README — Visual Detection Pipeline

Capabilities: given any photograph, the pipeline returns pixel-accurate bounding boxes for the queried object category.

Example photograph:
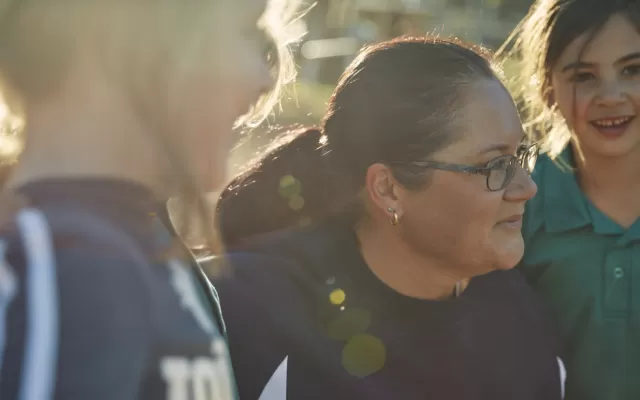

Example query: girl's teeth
[594,117,631,127]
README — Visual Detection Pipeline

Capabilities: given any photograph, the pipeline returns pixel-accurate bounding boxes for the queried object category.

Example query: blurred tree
[497,0,533,18]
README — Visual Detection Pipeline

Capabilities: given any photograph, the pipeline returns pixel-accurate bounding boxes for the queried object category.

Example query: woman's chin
[494,240,525,270]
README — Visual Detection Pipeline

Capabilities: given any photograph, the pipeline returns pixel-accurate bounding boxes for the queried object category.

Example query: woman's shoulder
[472,269,562,352]
[206,223,351,322]
[472,269,549,324]
[214,222,346,281]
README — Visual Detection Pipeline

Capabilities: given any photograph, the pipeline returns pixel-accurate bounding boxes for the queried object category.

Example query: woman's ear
[363,163,404,222]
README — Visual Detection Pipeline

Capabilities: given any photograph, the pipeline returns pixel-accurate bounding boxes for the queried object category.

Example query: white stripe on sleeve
[0,240,18,370]
[16,209,58,400]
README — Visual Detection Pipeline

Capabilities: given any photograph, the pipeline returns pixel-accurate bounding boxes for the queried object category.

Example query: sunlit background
[230,0,535,173]
[0,0,536,180]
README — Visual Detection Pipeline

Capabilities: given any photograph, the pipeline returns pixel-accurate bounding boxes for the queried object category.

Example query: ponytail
[217,37,498,248]
[216,127,348,248]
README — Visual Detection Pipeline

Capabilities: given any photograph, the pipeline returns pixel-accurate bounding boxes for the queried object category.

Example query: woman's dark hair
[499,0,640,157]
[217,36,503,247]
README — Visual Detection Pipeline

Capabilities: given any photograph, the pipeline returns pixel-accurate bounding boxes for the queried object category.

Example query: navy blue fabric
[0,179,236,400]
[210,221,566,400]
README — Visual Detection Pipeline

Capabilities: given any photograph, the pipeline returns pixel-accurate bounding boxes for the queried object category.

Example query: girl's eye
[243,27,278,74]
[261,34,278,72]
[622,64,640,77]
[569,71,595,83]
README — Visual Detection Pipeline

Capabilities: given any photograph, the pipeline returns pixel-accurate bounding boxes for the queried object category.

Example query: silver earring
[387,207,399,226]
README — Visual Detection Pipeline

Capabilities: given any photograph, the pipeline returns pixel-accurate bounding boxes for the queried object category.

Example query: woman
[210,36,566,400]
[502,1,640,399]
[0,0,301,398]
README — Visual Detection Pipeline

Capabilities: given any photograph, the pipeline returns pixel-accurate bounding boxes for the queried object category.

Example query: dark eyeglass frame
[410,143,540,191]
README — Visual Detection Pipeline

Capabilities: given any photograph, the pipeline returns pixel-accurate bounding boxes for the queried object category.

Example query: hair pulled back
[217,36,502,247]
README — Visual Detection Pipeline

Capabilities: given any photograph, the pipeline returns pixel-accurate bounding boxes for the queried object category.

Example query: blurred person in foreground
[0,0,302,398]
[501,0,640,398]
[209,36,566,400]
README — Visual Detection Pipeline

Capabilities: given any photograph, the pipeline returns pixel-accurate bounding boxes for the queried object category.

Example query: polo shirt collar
[542,146,640,243]
[542,147,592,233]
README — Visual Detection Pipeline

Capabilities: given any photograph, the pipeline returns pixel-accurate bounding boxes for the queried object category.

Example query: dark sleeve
[0,215,152,399]
[208,253,307,400]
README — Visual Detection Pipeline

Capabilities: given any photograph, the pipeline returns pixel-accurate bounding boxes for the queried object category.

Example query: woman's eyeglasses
[408,143,540,191]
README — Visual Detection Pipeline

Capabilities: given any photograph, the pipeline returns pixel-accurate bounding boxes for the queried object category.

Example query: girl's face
[551,13,640,160]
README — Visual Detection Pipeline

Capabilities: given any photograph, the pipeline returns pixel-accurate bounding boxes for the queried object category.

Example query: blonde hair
[497,0,570,159]
[243,0,306,127]
[0,0,306,256]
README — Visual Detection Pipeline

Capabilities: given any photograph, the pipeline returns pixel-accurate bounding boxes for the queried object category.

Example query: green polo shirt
[520,147,640,400]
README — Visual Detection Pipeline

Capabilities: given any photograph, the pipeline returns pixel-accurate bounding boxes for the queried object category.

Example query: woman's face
[172,0,275,191]
[398,80,537,278]
[551,13,640,159]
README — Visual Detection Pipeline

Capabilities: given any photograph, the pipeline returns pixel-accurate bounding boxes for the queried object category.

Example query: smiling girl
[503,0,640,399]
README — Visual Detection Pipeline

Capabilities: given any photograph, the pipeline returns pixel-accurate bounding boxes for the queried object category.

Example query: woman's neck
[355,222,464,301]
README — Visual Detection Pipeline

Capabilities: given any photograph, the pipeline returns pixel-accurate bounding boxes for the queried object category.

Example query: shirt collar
[541,147,592,233]
[541,147,640,243]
